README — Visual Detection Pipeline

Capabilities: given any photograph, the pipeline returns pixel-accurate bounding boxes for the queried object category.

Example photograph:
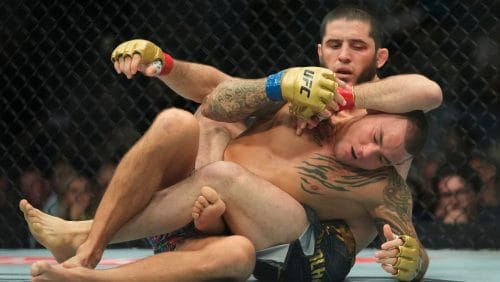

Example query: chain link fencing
[1,0,500,249]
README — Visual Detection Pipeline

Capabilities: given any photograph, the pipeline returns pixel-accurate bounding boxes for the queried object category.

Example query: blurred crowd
[410,126,500,225]
[0,160,116,248]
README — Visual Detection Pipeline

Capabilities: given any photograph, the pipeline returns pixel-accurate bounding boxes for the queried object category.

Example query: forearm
[158,60,232,103]
[200,78,284,122]
[354,74,442,113]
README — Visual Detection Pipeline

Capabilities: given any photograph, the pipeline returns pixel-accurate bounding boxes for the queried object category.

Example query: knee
[202,236,256,279]
[197,161,248,186]
[201,161,246,178]
[224,235,256,270]
[152,108,198,136]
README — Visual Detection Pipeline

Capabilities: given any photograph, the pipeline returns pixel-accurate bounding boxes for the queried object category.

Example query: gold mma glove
[393,235,421,281]
[111,39,164,64]
[265,67,337,119]
[288,104,318,120]
[110,39,174,75]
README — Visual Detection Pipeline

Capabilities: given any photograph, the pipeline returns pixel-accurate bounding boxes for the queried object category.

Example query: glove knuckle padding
[111,39,163,64]
[319,78,336,92]
[319,90,333,104]
[394,235,420,281]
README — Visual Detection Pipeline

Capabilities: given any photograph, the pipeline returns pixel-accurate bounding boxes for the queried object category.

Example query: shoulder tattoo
[296,154,388,194]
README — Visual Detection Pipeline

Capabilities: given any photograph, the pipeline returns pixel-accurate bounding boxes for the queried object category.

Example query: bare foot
[31,261,89,282]
[192,186,226,234]
[19,199,90,262]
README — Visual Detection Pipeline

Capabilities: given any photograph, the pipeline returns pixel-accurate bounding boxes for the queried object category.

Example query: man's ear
[317,43,323,58]
[376,48,389,69]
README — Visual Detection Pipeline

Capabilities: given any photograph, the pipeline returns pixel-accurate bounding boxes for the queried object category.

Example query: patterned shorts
[253,206,356,282]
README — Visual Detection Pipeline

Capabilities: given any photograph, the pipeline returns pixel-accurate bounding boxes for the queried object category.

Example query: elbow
[199,103,213,119]
[199,103,221,121]
[199,101,241,123]
[428,80,443,110]
[418,75,443,111]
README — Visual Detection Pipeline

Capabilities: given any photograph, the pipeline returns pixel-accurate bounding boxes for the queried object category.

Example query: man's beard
[319,56,378,84]
[356,57,378,84]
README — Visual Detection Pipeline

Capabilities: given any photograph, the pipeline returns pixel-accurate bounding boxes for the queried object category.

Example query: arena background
[1,0,499,249]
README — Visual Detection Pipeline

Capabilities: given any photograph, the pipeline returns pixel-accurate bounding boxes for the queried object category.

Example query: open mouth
[336,70,352,75]
[335,67,353,76]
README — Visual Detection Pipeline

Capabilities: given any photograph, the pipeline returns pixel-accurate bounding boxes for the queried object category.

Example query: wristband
[265,71,285,101]
[159,52,174,76]
[337,86,355,111]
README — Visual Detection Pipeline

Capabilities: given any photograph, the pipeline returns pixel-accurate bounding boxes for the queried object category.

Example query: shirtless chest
[223,116,385,222]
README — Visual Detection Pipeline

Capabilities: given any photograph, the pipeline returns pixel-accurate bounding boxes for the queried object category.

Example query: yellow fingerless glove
[111,39,164,64]
[265,67,337,119]
[394,235,421,281]
[111,39,174,75]
[288,104,318,120]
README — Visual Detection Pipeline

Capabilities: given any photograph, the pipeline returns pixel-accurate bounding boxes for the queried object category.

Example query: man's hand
[375,224,421,281]
[288,77,356,135]
[62,240,104,269]
[111,39,173,79]
[282,67,340,119]
[266,67,346,119]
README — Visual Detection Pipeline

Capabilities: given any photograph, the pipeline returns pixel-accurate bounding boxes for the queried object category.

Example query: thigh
[199,162,310,250]
[119,161,309,250]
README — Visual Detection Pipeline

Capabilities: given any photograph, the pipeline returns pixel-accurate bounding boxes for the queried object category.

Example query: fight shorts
[147,222,231,253]
[253,205,356,282]
[147,222,205,253]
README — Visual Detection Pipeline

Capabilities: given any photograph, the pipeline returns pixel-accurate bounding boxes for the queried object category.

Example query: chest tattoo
[296,154,388,194]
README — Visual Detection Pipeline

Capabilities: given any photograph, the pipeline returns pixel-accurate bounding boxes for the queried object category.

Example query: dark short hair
[319,5,384,49]
[432,163,482,194]
[401,110,429,158]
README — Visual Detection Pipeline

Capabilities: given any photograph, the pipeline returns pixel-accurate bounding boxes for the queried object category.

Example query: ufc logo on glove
[300,69,315,98]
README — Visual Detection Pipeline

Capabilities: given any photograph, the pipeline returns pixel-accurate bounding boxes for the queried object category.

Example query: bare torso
[223,107,386,251]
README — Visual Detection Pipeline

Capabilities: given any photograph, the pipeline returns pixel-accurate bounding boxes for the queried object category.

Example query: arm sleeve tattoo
[201,78,284,122]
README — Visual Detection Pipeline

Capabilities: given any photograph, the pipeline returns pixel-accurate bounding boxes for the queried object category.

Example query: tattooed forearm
[297,154,389,194]
[201,78,283,122]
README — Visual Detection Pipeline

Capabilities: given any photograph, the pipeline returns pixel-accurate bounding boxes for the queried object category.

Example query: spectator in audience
[410,153,445,221]
[18,168,54,247]
[439,126,471,166]
[44,160,77,217]
[468,151,500,222]
[468,151,500,207]
[61,175,96,220]
[19,168,52,211]
[433,164,479,224]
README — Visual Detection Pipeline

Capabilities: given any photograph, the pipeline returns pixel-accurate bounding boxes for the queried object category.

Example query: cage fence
[1,0,500,249]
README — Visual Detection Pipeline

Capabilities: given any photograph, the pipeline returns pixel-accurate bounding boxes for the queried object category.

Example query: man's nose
[338,44,351,63]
